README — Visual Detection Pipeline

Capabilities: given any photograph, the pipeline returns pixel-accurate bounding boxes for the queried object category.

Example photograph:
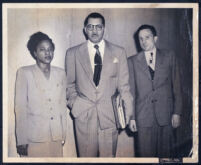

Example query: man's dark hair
[27,31,55,60]
[84,12,105,27]
[136,24,157,37]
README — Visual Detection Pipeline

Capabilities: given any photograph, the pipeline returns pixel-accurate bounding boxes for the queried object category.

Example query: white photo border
[2,3,199,163]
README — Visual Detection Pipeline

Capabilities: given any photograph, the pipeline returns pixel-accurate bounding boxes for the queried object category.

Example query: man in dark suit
[128,24,182,157]
[65,12,135,157]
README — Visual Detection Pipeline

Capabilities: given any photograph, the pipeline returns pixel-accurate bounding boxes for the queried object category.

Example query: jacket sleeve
[117,49,134,120]
[127,57,136,120]
[14,68,28,146]
[65,48,78,110]
[170,51,183,115]
[60,72,67,141]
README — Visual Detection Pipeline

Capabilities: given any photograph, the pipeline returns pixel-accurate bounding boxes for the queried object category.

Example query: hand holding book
[111,91,128,129]
[129,119,137,132]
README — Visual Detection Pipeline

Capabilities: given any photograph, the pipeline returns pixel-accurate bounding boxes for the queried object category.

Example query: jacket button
[51,117,53,120]
[152,99,157,103]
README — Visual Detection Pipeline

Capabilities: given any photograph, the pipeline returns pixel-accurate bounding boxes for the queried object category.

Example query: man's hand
[17,144,28,156]
[126,115,132,126]
[172,114,181,128]
[129,119,137,132]
[62,140,65,146]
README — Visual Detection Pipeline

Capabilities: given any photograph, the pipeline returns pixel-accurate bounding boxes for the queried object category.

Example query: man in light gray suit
[128,25,182,157]
[65,12,135,157]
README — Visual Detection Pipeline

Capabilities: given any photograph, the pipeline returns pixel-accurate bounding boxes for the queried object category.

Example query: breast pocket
[157,66,171,81]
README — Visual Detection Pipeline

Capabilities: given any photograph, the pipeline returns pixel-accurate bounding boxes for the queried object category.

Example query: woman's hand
[17,144,28,156]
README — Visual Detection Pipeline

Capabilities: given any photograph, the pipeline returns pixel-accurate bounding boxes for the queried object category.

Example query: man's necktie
[149,52,153,64]
[93,45,102,86]
[148,52,155,80]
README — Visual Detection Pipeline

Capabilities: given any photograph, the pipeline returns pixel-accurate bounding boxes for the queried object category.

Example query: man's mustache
[92,34,98,37]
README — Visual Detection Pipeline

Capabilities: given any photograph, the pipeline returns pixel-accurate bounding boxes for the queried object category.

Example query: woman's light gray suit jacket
[15,64,67,145]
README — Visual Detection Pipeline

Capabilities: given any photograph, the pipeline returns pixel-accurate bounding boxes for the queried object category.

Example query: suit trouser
[75,108,118,157]
[136,118,173,158]
[27,141,63,157]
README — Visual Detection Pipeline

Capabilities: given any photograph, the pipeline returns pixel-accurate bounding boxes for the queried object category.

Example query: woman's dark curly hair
[27,32,55,59]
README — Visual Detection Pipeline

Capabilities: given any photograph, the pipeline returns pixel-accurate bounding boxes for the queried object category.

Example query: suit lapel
[77,40,115,90]
[153,49,164,83]
[97,40,114,92]
[77,42,96,88]
[136,51,152,81]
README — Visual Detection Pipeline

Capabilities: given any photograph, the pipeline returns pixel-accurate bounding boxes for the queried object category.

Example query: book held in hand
[111,91,126,129]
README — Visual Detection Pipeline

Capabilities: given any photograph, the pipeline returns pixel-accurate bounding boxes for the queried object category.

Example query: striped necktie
[148,52,154,80]
[93,45,102,86]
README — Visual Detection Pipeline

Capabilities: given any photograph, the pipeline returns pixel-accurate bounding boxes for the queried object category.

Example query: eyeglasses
[86,24,104,31]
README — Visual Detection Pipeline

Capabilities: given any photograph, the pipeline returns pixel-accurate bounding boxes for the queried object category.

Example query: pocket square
[113,57,119,63]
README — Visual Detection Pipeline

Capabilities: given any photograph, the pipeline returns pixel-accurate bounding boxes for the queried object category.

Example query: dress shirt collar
[87,40,105,88]
[144,47,156,57]
[87,39,105,70]
[87,39,105,54]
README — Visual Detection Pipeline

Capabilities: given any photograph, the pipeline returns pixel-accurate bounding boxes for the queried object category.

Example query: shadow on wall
[133,31,142,53]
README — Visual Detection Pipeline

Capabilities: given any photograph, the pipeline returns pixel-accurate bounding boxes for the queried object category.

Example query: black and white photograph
[2,3,198,163]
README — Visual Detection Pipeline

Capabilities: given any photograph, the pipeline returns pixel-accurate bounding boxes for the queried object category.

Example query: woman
[14,32,67,157]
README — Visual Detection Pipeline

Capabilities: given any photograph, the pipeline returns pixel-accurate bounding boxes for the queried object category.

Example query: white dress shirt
[87,39,105,73]
[145,47,156,70]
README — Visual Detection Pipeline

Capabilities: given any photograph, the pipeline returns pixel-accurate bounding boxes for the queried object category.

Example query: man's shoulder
[105,40,125,51]
[158,48,174,55]
[128,55,135,61]
[66,42,87,53]
[128,51,142,61]
[158,49,176,60]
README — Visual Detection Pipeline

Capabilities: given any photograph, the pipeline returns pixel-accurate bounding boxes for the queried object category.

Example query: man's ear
[154,36,158,42]
[83,28,88,40]
[102,26,106,37]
